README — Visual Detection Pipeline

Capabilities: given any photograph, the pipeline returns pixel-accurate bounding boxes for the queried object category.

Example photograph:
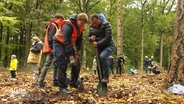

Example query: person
[116,55,125,75]
[150,61,160,74]
[129,68,137,74]
[144,56,149,73]
[53,13,88,93]
[108,55,114,74]
[38,14,65,88]
[148,56,154,72]
[9,54,18,81]
[98,13,106,23]
[27,36,43,84]
[88,13,114,83]
[93,56,97,75]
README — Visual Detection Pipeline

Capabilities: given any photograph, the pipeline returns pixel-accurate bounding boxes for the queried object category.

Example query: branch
[166,0,176,15]
[88,0,101,12]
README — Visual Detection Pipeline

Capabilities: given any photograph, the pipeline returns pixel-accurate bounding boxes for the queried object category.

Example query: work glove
[69,56,76,66]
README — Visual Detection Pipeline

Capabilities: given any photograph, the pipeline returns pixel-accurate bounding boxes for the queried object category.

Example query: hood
[69,14,78,24]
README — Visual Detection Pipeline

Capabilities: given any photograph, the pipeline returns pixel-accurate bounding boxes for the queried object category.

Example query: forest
[0,0,176,70]
[0,0,184,103]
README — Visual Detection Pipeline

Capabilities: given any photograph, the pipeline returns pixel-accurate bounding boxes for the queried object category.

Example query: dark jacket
[30,41,43,53]
[47,22,58,49]
[117,56,125,66]
[144,58,149,67]
[88,21,114,49]
[53,14,83,56]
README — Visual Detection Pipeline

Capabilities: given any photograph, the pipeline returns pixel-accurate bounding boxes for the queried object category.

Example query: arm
[48,25,57,49]
[97,22,112,46]
[75,33,83,51]
[62,23,73,56]
[30,42,43,53]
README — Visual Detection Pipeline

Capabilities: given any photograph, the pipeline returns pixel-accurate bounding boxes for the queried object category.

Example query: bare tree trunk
[160,32,163,68]
[3,27,10,67]
[167,0,184,85]
[82,41,87,69]
[140,0,147,71]
[117,0,123,56]
[0,22,2,61]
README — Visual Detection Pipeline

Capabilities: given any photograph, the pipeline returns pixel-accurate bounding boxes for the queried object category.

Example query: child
[9,54,18,81]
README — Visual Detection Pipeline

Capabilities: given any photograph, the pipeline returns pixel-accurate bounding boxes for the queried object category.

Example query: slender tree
[167,0,184,85]
[117,0,123,56]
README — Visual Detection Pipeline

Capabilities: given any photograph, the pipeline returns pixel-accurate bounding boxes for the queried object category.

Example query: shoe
[11,78,17,81]
[59,88,72,94]
[101,78,109,83]
[70,83,79,89]
[38,82,46,88]
[53,82,59,86]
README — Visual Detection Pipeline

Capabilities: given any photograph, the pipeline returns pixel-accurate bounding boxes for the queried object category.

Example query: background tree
[117,0,123,56]
[167,0,184,85]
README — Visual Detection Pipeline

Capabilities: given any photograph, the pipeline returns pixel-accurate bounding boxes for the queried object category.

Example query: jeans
[10,71,16,78]
[39,52,58,84]
[98,45,114,79]
[145,66,148,73]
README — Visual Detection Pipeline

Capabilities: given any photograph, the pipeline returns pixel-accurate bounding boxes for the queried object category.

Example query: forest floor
[0,69,183,104]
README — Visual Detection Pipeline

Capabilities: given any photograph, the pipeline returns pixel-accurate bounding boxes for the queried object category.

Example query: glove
[69,56,76,66]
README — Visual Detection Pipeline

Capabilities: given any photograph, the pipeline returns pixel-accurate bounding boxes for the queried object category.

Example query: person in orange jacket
[38,14,65,88]
[53,13,88,93]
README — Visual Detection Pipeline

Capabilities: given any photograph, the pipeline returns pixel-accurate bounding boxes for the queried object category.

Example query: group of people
[8,12,160,95]
[93,55,126,76]
[24,13,115,94]
[144,56,161,74]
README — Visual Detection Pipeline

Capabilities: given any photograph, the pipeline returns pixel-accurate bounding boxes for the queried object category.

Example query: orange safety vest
[42,23,58,53]
[54,20,84,46]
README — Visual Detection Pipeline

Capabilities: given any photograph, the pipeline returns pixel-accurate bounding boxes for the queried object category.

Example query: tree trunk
[0,22,2,61]
[117,0,123,56]
[3,27,10,67]
[82,41,87,69]
[160,32,163,68]
[167,0,184,85]
[140,0,146,71]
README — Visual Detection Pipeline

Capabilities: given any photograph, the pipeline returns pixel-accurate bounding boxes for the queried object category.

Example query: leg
[39,53,54,84]
[110,66,114,74]
[53,64,58,86]
[10,71,13,78]
[12,71,16,78]
[32,63,39,82]
[54,45,71,93]
[99,46,114,81]
[70,65,80,88]
[120,64,122,75]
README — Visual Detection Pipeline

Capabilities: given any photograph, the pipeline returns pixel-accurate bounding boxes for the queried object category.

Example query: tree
[167,0,184,85]
[140,0,147,71]
[117,0,123,56]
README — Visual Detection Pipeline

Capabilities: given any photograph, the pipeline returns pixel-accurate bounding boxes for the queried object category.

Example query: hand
[75,51,80,59]
[92,42,97,48]
[69,56,75,66]
[90,35,96,42]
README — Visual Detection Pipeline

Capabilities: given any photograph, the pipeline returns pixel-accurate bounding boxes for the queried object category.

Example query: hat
[11,54,16,59]
[98,13,106,23]
[32,36,40,41]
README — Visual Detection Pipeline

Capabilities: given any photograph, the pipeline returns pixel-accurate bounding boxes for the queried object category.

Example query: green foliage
[0,0,176,70]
